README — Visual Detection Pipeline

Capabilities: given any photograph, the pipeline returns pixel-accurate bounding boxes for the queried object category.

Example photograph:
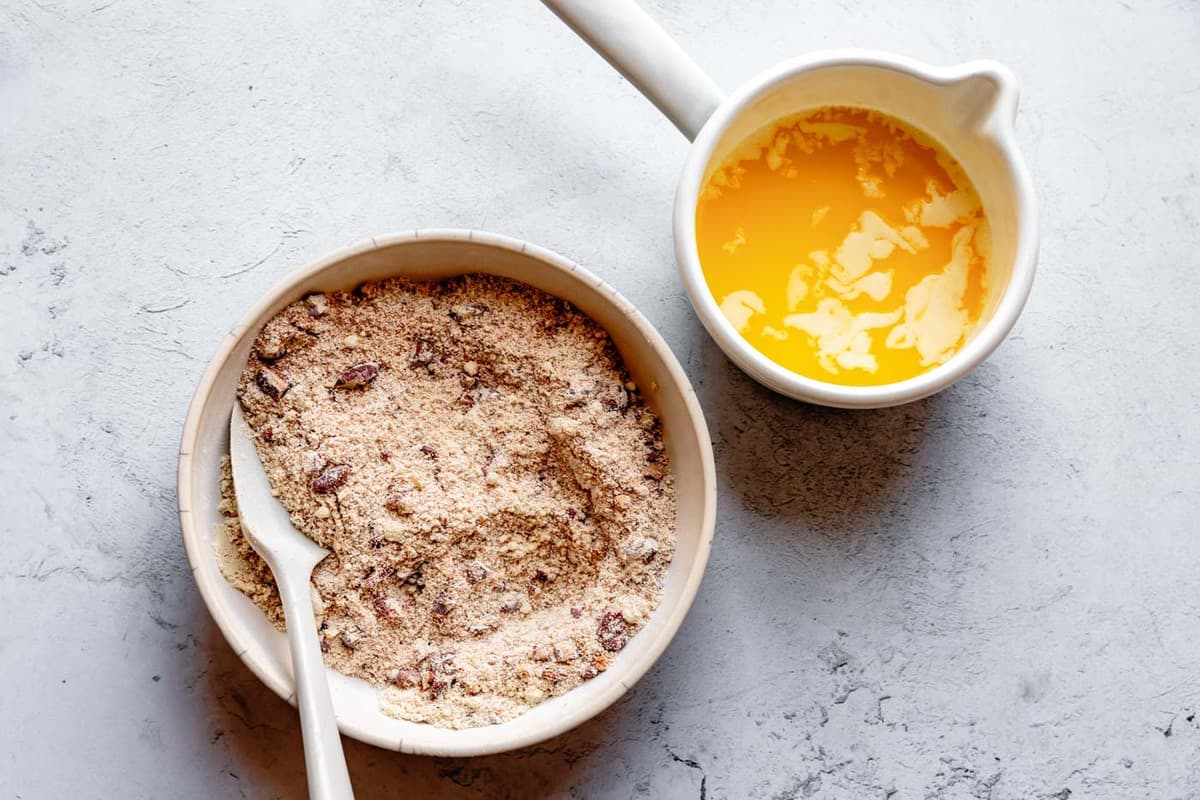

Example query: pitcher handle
[541,0,725,141]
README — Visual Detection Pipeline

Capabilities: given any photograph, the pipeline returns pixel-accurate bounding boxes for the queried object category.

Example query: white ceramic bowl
[177,229,716,756]
[674,52,1039,409]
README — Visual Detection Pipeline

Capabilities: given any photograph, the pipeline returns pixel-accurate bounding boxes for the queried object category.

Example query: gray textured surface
[2,1,1199,798]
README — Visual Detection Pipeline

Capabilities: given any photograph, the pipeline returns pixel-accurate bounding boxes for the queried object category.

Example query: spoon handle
[541,0,724,140]
[275,563,356,800]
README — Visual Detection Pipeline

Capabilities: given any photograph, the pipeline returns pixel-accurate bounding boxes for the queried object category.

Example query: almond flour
[220,274,676,728]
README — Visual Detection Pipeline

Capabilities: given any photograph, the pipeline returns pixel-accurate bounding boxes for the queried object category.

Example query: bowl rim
[673,48,1040,409]
[177,228,717,755]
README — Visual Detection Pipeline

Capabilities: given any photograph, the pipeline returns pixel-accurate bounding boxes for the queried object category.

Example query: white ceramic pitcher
[544,0,1038,409]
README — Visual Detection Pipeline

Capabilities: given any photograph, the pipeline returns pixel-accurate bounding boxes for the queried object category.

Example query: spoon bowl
[229,407,355,799]
[229,407,330,571]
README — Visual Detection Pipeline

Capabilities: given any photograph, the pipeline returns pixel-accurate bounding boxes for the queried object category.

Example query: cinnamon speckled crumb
[221,274,676,728]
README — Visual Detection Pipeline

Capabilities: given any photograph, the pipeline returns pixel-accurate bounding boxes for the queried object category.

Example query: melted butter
[696,106,989,386]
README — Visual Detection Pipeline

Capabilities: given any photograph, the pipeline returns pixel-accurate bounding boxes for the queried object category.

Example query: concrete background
[2,0,1199,797]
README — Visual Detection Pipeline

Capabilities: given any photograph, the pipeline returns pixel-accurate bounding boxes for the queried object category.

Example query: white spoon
[229,406,356,800]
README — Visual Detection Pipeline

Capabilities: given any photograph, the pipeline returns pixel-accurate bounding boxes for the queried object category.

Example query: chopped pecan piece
[597,611,629,652]
[600,384,630,411]
[431,592,453,617]
[420,652,456,699]
[334,361,379,389]
[426,676,449,700]
[463,561,489,584]
[391,668,420,689]
[384,492,411,514]
[409,338,434,367]
[448,303,488,322]
[304,293,330,317]
[255,367,290,400]
[311,464,350,493]
[373,595,401,618]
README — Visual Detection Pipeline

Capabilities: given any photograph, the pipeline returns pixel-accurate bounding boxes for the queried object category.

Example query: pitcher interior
[701,63,1022,326]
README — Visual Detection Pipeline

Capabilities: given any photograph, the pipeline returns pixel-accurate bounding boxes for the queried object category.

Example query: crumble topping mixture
[219,274,676,728]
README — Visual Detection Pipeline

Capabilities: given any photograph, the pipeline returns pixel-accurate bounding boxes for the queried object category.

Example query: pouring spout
[944,60,1021,133]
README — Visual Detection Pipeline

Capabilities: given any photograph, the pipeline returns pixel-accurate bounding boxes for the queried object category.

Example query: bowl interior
[179,230,715,756]
[675,56,1036,407]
